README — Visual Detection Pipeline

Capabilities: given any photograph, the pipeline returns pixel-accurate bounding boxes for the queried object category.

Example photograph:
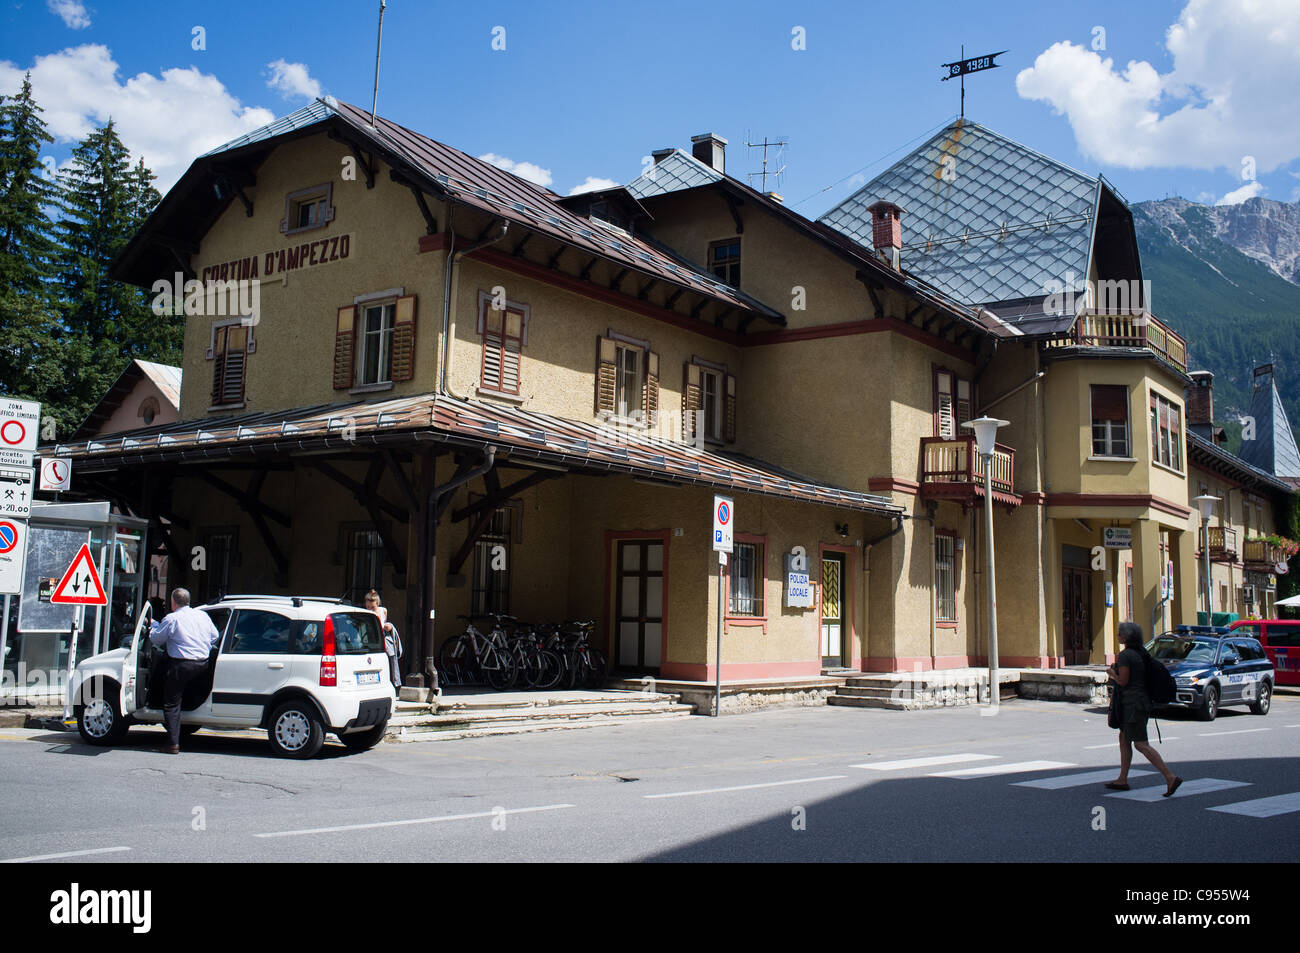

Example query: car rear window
[328,612,384,655]
[1149,637,1217,663]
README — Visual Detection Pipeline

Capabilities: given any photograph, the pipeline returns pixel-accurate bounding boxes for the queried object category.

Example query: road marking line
[254,803,575,838]
[930,760,1075,779]
[851,753,998,771]
[643,775,848,799]
[1208,792,1300,818]
[1015,768,1155,790]
[1197,728,1270,736]
[1,846,131,863]
[1285,724,1300,728]
[1085,738,1179,749]
[1105,778,1251,802]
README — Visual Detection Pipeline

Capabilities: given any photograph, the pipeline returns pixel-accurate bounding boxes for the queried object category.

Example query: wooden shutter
[644,351,660,425]
[483,307,522,395]
[596,337,617,413]
[212,324,247,406]
[956,379,972,430]
[334,305,357,389]
[682,362,702,439]
[211,326,226,406]
[935,371,954,439]
[724,373,737,443]
[390,294,417,382]
[1090,385,1128,422]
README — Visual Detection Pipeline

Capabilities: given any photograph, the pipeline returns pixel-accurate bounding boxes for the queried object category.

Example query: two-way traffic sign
[50,543,106,606]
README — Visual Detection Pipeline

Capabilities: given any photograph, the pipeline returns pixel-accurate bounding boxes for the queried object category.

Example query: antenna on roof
[370,0,387,126]
[941,46,1007,120]
[745,131,788,194]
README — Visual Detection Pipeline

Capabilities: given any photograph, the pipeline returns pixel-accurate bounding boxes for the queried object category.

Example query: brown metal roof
[50,393,900,516]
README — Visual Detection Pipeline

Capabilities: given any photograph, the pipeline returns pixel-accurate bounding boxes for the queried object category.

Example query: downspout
[439,209,509,398]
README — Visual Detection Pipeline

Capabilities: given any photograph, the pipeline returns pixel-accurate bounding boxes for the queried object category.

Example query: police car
[1147,626,1274,721]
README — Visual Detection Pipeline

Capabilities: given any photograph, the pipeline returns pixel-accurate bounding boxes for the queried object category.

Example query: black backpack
[1143,650,1177,704]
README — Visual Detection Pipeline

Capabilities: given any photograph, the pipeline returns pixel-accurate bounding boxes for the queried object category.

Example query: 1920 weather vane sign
[941,48,1007,119]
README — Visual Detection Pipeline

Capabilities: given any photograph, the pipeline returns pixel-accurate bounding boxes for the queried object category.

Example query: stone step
[834,686,907,699]
[388,708,694,742]
[433,691,682,712]
[827,694,912,710]
[391,700,695,730]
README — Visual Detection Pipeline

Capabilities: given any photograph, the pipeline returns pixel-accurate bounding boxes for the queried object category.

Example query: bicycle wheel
[437,635,473,685]
[484,647,519,691]
[583,648,607,690]
[517,643,545,689]
[535,648,564,691]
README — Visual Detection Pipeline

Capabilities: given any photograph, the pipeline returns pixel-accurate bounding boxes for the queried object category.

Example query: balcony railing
[1045,309,1187,371]
[1207,525,1238,562]
[1243,538,1285,568]
[920,436,1016,501]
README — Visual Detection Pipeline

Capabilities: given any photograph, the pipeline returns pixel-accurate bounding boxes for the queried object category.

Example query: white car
[69,595,394,758]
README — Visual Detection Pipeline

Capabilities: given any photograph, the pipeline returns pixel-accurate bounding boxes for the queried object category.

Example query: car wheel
[1198,684,1219,722]
[267,700,325,759]
[75,681,128,746]
[339,720,388,751]
[1250,681,1272,716]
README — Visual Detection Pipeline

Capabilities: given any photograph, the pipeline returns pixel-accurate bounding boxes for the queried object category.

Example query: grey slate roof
[1237,367,1300,479]
[625,149,723,199]
[201,98,334,156]
[817,120,1101,308]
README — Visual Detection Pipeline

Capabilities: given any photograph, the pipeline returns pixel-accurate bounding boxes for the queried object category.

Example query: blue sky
[4,0,1299,214]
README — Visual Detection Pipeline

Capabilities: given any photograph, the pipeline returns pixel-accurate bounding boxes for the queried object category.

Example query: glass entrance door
[615,540,664,673]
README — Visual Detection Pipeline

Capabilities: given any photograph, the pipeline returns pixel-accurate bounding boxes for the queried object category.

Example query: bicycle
[437,615,518,691]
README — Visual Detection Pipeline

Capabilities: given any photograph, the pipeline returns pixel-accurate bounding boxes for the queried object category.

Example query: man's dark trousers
[163,657,208,747]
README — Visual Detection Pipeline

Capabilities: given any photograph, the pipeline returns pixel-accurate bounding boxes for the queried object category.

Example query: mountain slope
[1132,197,1300,451]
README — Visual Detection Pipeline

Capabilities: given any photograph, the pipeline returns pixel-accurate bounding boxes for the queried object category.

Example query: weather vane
[941,46,1007,120]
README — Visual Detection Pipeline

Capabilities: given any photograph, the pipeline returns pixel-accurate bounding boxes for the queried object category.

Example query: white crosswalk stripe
[1105,778,1251,802]
[1014,768,1155,790]
[1207,792,1300,818]
[930,760,1075,779]
[851,753,999,771]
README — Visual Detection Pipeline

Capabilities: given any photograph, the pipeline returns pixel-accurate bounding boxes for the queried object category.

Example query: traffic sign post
[712,496,733,717]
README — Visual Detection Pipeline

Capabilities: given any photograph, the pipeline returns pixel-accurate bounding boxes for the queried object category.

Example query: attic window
[282,183,335,235]
[139,397,160,427]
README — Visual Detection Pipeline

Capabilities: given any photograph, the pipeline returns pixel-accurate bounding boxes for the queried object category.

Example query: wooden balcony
[1046,309,1187,371]
[1207,525,1237,562]
[1243,538,1285,569]
[919,436,1020,508]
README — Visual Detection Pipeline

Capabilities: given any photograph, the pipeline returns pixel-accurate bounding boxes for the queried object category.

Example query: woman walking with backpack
[1105,622,1182,796]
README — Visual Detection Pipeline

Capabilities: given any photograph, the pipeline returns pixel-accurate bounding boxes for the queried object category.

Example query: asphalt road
[1,693,1298,863]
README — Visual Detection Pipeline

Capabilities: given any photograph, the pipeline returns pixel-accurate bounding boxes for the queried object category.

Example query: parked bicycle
[437,615,518,691]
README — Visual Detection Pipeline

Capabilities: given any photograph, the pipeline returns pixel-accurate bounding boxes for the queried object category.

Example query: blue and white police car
[1147,626,1274,722]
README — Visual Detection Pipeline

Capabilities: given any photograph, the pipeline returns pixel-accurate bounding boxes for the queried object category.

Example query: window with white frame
[935,369,972,439]
[728,541,763,616]
[700,367,723,441]
[357,301,395,386]
[1150,392,1182,470]
[615,344,642,419]
[282,183,334,235]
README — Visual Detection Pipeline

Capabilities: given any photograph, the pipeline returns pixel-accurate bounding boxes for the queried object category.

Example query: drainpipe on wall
[439,209,509,398]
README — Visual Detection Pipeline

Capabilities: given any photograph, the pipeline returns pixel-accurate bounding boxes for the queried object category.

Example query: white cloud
[478,153,553,188]
[266,59,321,101]
[0,45,276,193]
[1215,180,1265,205]
[567,176,619,195]
[47,0,90,29]
[846,173,866,188]
[1016,0,1300,174]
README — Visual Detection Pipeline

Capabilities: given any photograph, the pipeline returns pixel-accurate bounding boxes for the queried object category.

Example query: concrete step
[392,700,695,729]
[827,694,912,710]
[388,708,694,742]
[434,691,682,712]
[834,686,907,700]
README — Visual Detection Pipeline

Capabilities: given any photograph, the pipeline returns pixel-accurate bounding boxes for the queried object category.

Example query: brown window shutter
[596,337,617,413]
[1090,384,1128,422]
[682,362,702,439]
[390,295,417,382]
[211,327,226,406]
[223,325,247,404]
[334,305,357,389]
[724,373,737,443]
[644,351,660,425]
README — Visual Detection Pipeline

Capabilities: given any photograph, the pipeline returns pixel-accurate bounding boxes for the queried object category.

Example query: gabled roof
[1187,430,1295,495]
[624,149,988,335]
[73,359,182,439]
[113,99,782,328]
[1237,365,1300,479]
[48,394,901,517]
[818,120,1105,308]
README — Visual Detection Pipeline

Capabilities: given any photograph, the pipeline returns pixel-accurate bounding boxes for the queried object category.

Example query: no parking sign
[0,518,27,595]
[712,495,733,554]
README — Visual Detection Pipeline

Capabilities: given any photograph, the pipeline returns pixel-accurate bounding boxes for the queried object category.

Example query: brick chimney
[1186,370,1216,441]
[690,133,726,173]
[866,201,904,270]
[651,148,674,166]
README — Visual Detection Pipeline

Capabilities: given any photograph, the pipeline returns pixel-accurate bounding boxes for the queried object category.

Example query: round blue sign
[717,502,730,524]
[0,521,16,554]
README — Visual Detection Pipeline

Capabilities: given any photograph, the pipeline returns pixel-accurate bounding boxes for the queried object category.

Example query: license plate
[356,671,380,685]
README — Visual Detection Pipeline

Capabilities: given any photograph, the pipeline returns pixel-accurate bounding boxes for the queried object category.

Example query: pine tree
[52,119,170,427]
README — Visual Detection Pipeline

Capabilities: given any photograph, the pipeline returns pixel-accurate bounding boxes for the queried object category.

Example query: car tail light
[320,615,337,687]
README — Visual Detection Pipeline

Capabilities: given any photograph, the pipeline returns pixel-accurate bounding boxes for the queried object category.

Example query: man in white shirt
[149,588,220,754]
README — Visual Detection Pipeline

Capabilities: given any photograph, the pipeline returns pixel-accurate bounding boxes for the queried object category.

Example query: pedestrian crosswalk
[851,751,1296,818]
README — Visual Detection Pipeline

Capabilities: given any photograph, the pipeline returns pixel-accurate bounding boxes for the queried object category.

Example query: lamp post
[963,416,1008,709]
[1194,495,1220,623]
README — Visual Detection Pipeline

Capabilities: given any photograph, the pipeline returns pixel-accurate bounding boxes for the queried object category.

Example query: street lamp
[1194,494,1220,623]
[962,416,1008,709]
